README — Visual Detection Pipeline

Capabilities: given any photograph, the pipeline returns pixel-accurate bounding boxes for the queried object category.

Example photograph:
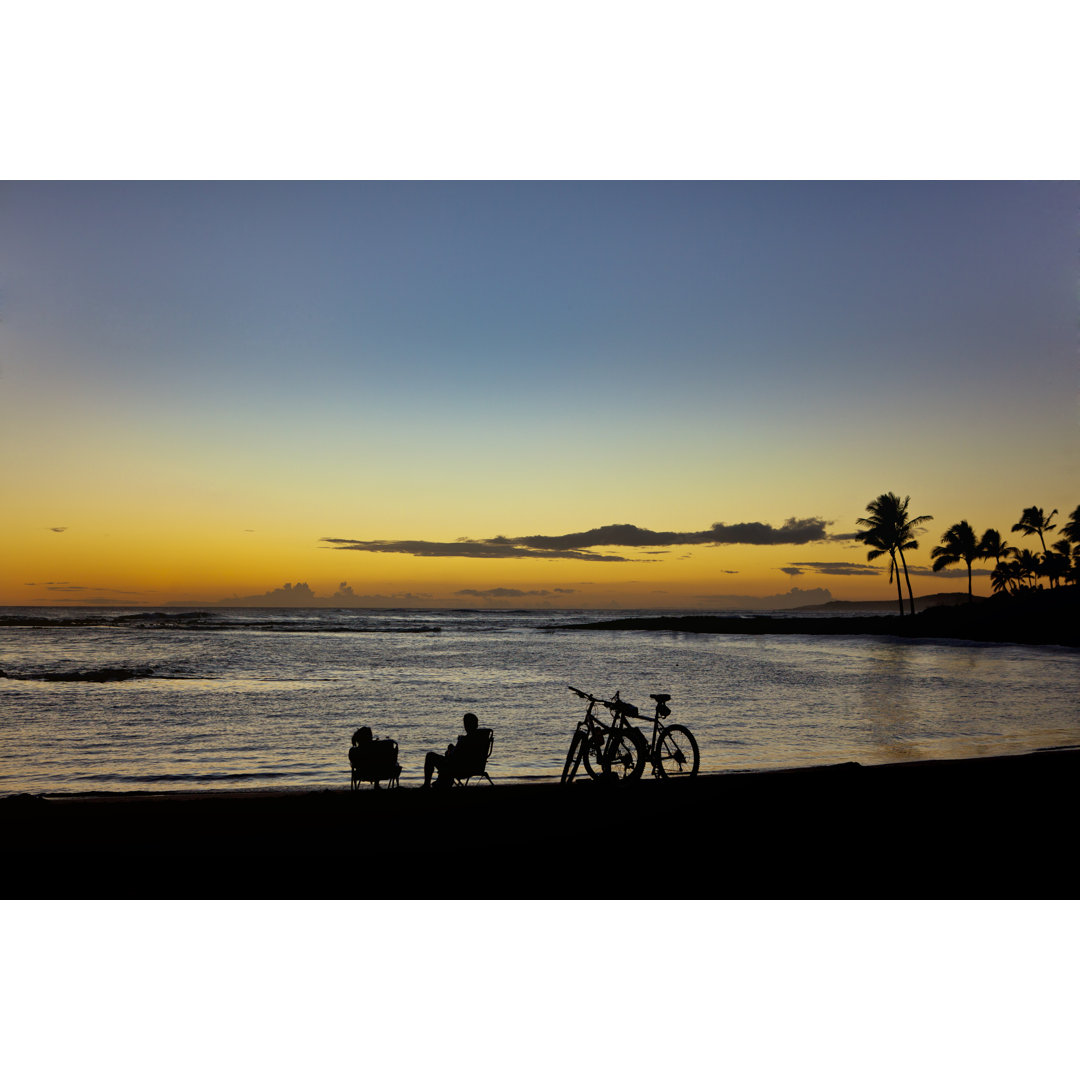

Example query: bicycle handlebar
[567,685,639,719]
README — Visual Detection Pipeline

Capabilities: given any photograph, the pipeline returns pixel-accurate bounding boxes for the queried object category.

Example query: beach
[5,599,1078,898]
[5,747,1076,897]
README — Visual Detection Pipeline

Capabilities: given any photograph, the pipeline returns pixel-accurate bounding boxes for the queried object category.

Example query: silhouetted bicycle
[641,693,700,779]
[561,686,648,783]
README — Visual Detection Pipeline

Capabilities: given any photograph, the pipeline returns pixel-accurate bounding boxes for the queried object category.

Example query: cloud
[906,565,991,578]
[693,586,834,610]
[26,582,143,594]
[784,561,882,577]
[321,516,831,562]
[321,537,629,561]
[220,581,434,606]
[456,587,576,598]
[241,581,318,603]
[785,560,992,580]
[514,518,830,549]
[48,526,68,533]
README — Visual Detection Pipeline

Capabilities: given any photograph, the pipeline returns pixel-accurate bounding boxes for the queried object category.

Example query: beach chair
[350,738,402,791]
[453,728,494,786]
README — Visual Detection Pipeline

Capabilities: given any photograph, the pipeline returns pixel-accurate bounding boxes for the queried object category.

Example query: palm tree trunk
[897,548,917,615]
[891,554,904,616]
[966,559,972,599]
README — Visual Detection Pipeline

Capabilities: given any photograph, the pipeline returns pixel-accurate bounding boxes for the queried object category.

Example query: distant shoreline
[556,586,1080,648]
[2,589,1076,648]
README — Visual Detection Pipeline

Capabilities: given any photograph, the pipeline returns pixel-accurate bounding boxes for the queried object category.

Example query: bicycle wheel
[654,724,700,779]
[580,726,607,781]
[584,725,647,781]
[561,728,586,784]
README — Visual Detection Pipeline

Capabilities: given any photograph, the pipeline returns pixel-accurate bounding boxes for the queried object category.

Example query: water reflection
[3,616,1079,792]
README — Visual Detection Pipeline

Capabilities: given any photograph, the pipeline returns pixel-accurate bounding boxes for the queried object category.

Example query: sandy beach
[4,747,1076,897]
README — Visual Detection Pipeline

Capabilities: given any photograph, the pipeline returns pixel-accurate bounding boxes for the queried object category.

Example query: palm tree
[1062,541,1080,586]
[978,527,1018,568]
[1012,506,1058,554]
[1051,538,1080,585]
[856,492,933,615]
[856,522,905,615]
[931,520,979,598]
[1042,541,1072,590]
[990,561,1021,595]
[1013,548,1041,590]
[1061,505,1080,546]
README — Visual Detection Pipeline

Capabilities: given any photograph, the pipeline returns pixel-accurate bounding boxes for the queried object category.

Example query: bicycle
[640,693,700,779]
[561,686,648,783]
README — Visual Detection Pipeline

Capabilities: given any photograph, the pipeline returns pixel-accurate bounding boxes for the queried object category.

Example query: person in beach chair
[349,726,402,790]
[421,712,493,788]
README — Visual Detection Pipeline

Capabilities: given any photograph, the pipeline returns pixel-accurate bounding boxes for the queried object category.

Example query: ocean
[2,606,1078,795]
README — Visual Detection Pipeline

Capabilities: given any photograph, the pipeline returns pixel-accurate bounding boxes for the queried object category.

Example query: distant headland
[793,591,978,613]
[556,586,1079,648]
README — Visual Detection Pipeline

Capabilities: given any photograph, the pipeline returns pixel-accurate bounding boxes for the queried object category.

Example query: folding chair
[453,728,494,786]
[350,738,402,790]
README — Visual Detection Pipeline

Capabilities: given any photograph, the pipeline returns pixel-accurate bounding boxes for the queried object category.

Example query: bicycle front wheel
[655,724,700,779]
[561,728,586,784]
[584,726,647,782]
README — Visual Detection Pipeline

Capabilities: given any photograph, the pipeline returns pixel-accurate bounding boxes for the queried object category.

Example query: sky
[2,180,1077,608]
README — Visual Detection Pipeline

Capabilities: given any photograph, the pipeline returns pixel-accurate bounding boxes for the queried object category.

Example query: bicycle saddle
[650,693,671,703]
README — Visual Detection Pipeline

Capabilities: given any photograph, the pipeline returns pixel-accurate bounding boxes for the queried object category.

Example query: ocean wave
[121,770,299,783]
[0,666,157,683]
[112,611,212,625]
[0,611,444,633]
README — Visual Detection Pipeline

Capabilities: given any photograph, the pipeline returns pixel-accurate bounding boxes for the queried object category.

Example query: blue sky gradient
[3,181,1076,606]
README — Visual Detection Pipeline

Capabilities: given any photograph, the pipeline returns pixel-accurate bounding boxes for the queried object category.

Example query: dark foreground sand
[3,748,1077,897]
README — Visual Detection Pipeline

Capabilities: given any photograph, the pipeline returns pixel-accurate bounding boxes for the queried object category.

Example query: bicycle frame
[641,695,673,770]
[563,686,698,782]
[562,687,644,783]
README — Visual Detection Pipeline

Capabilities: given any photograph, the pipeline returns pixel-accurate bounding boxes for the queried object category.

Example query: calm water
[2,607,1078,794]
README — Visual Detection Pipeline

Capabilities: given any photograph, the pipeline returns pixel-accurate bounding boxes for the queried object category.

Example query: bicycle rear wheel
[654,724,699,779]
[583,726,647,782]
[561,728,586,784]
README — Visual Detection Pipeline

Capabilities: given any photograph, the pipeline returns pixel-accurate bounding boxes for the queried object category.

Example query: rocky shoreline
[557,586,1079,648]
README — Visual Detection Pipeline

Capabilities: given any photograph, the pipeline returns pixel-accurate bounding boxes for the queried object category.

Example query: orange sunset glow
[3,181,1076,610]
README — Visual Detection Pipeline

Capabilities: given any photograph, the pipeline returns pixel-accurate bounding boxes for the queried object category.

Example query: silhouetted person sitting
[349,726,401,790]
[422,712,488,788]
[349,726,374,766]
